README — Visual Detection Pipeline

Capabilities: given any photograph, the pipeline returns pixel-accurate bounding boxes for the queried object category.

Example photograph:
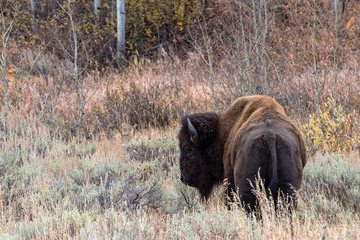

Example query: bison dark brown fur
[178,95,307,211]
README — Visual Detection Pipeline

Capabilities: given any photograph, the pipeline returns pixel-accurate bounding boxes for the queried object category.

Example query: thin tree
[110,0,115,22]
[58,0,86,136]
[332,0,340,106]
[117,0,125,59]
[311,0,321,115]
[31,0,39,30]
[57,0,103,137]
[94,0,102,23]
[0,7,15,123]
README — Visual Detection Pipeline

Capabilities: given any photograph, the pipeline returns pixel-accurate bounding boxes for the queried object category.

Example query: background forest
[0,0,360,239]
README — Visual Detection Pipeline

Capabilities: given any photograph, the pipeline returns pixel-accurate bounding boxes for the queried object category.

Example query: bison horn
[187,118,198,143]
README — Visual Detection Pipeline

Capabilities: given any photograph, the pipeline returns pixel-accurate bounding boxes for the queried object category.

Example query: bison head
[177,112,223,200]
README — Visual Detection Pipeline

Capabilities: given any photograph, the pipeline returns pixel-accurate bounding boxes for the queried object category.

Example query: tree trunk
[110,0,115,23]
[31,0,38,30]
[94,0,102,23]
[117,0,125,58]
[0,10,15,128]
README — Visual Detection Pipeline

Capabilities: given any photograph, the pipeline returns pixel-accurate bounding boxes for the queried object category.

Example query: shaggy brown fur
[178,95,307,211]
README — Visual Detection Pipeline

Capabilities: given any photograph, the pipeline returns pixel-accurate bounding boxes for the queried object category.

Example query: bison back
[231,119,304,207]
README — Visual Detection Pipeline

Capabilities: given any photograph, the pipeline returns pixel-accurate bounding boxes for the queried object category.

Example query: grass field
[1,120,359,239]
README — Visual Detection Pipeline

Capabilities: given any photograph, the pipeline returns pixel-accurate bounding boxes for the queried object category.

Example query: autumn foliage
[303,97,360,156]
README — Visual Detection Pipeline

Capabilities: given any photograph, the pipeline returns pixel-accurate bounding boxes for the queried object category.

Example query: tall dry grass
[0,118,359,239]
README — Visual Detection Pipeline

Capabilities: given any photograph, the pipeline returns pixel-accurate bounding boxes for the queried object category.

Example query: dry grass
[0,117,359,239]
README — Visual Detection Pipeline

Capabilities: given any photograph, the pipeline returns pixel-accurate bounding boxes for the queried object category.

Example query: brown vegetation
[1,1,360,139]
[0,0,360,238]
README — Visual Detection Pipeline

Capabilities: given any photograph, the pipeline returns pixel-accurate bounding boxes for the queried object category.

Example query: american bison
[178,95,307,211]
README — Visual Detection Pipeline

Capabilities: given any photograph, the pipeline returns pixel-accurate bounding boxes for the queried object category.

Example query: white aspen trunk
[117,0,125,58]
[31,0,36,20]
[94,0,102,23]
[31,0,38,30]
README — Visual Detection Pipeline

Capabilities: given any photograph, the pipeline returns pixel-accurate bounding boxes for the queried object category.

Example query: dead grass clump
[90,58,194,138]
[126,137,177,167]
[0,149,37,221]
[101,83,177,131]
[301,154,360,222]
[62,161,164,213]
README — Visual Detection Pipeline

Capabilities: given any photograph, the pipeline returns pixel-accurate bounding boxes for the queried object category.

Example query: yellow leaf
[8,68,16,73]
[346,17,355,30]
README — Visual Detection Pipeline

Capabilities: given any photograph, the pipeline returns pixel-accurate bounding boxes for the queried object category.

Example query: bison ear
[187,118,198,144]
